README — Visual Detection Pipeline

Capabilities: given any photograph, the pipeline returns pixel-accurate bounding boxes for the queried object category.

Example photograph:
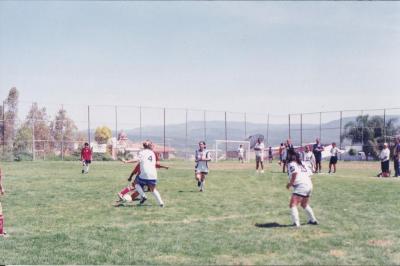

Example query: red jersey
[81,147,92,161]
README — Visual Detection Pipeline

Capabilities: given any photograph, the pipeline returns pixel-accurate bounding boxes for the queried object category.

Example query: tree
[94,126,112,144]
[342,115,399,160]
[2,87,19,156]
[17,103,51,156]
[50,108,78,156]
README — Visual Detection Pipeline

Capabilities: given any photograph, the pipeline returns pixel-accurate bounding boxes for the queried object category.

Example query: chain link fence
[1,101,399,161]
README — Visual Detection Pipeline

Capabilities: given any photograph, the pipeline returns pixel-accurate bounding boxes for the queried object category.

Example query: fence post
[319,112,322,141]
[266,113,270,146]
[300,113,303,146]
[383,108,386,143]
[185,109,188,160]
[203,110,207,142]
[61,104,64,161]
[139,106,142,141]
[224,111,228,156]
[87,105,91,144]
[115,105,118,140]
[288,114,291,139]
[2,100,5,155]
[163,108,166,158]
[244,112,247,139]
[32,117,35,161]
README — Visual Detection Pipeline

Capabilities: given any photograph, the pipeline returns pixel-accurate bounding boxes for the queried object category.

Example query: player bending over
[286,152,319,228]
[115,149,168,206]
[81,142,92,174]
[195,141,211,192]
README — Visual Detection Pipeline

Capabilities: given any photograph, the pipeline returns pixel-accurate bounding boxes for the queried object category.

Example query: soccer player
[286,152,318,228]
[80,142,92,174]
[238,144,245,163]
[328,142,340,174]
[124,140,165,207]
[377,143,390,178]
[281,143,288,173]
[393,138,400,177]
[195,141,211,192]
[254,138,265,174]
[313,138,324,173]
[0,165,6,237]
[302,145,316,173]
[268,147,273,163]
[115,149,168,206]
[278,143,285,166]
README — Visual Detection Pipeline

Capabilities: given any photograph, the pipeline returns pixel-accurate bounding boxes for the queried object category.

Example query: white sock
[135,184,146,198]
[290,207,300,226]
[304,205,317,222]
[152,189,164,205]
[200,180,205,190]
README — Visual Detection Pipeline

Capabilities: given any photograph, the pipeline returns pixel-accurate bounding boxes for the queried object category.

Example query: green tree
[2,87,19,158]
[342,115,399,159]
[50,108,78,156]
[94,126,112,144]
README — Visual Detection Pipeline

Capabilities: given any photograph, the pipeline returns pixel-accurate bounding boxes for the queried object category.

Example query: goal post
[214,140,251,163]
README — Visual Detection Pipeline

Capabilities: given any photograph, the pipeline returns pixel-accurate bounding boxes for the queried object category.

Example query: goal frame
[214,140,251,163]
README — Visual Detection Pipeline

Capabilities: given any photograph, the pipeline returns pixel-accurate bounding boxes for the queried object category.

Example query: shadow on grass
[178,190,198,193]
[255,222,293,228]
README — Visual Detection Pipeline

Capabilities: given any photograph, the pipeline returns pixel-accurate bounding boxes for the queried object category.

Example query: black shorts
[330,156,338,164]
[381,160,389,172]
[84,160,91,165]
[315,157,322,164]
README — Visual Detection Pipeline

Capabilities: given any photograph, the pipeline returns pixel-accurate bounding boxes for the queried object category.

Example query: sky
[0,1,399,121]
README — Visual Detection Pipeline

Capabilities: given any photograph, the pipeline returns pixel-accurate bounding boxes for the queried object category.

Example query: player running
[80,142,92,174]
[254,138,265,174]
[195,141,211,192]
[286,152,319,228]
[0,165,6,237]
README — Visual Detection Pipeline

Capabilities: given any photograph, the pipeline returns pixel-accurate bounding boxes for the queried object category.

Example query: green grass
[0,160,400,265]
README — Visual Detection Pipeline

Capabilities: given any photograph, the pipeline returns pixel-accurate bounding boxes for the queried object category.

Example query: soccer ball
[122,194,132,202]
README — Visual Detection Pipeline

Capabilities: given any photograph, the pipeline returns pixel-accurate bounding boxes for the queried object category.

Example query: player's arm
[121,158,139,164]
[286,172,297,189]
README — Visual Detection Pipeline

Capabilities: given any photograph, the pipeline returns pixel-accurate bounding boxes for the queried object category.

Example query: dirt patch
[154,255,191,264]
[368,239,393,247]
[330,249,346,257]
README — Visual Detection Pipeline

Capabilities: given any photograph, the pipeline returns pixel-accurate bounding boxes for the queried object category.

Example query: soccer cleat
[292,223,300,228]
[139,196,147,205]
[197,181,201,187]
[81,170,84,174]
[261,170,265,174]
[160,204,164,208]
[307,220,319,225]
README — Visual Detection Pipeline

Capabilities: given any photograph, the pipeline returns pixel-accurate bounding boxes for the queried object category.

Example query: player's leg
[289,195,301,227]
[333,162,337,173]
[195,172,202,188]
[260,160,264,173]
[148,185,164,207]
[328,161,332,174]
[135,178,147,204]
[300,197,318,225]
[199,174,206,192]
[256,157,260,171]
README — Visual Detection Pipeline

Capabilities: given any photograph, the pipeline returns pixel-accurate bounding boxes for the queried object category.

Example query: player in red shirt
[80,142,93,174]
[114,146,168,206]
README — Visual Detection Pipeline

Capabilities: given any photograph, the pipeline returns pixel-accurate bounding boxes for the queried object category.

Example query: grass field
[0,160,400,265]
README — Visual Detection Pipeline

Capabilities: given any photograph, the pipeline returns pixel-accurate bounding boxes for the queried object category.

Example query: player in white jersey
[328,142,341,174]
[286,152,318,227]
[195,141,211,192]
[254,138,265,174]
[127,140,164,207]
[302,145,316,173]
[238,144,245,163]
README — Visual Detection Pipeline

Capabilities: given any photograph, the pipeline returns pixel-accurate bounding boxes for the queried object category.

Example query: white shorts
[195,163,209,174]
[293,184,313,197]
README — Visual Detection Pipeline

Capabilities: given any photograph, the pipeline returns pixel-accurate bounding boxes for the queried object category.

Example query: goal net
[214,140,251,162]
